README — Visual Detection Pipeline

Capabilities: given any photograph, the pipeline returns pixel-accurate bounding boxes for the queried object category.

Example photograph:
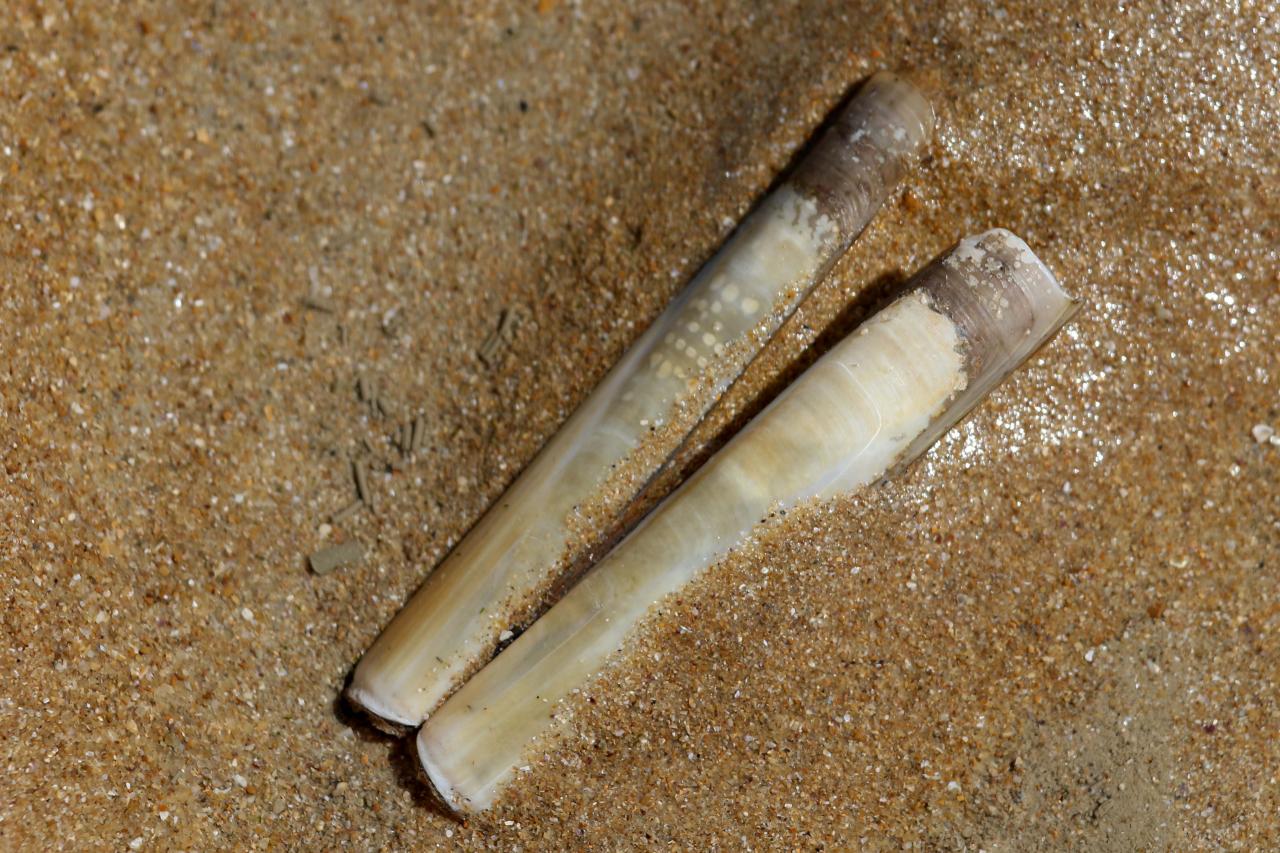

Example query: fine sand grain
[1,1,1276,849]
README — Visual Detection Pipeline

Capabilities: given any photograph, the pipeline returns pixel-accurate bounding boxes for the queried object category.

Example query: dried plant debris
[411,416,426,454]
[331,499,363,524]
[315,407,425,570]
[357,374,375,406]
[353,459,373,511]
[477,305,528,366]
[355,373,396,419]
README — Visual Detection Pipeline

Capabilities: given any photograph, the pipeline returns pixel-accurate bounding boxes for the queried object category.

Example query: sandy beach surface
[2,1,1277,849]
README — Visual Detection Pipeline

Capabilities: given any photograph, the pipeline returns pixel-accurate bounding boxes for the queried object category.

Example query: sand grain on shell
[0,0,1277,850]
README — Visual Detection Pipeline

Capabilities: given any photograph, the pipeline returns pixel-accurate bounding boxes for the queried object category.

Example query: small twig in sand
[331,499,363,524]
[353,460,373,511]
[477,307,525,366]
[411,416,426,454]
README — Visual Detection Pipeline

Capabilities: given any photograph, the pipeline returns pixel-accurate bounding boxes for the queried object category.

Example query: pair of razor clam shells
[349,73,1078,813]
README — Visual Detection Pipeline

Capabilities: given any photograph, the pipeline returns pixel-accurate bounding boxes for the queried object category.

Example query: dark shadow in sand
[331,683,461,823]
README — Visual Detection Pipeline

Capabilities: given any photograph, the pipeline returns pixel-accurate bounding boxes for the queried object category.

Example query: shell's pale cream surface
[417,230,1076,812]
[348,73,934,727]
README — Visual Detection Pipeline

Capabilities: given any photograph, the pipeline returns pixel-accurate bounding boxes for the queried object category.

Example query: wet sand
[1,1,1276,849]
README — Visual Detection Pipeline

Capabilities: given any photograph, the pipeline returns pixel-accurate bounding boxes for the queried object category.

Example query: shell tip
[417,727,476,816]
[345,680,420,735]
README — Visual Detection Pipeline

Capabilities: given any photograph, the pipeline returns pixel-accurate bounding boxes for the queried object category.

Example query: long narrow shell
[347,73,935,728]
[416,229,1080,813]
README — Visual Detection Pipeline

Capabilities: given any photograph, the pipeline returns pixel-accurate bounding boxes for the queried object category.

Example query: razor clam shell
[347,72,935,728]
[416,229,1078,813]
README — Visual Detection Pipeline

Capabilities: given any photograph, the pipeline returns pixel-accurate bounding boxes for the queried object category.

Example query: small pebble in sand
[1251,423,1274,444]
[301,294,336,313]
[309,541,366,576]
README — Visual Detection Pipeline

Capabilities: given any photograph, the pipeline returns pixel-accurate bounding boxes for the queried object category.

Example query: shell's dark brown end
[881,228,1079,478]
[852,71,937,151]
[919,228,1078,383]
[791,71,934,240]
